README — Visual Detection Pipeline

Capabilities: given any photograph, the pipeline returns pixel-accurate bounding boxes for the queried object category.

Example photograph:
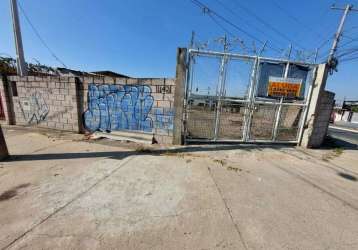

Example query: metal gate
[184,49,318,144]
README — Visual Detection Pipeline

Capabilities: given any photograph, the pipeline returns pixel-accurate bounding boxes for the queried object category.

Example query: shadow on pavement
[321,136,358,150]
[337,172,357,182]
[2,143,293,162]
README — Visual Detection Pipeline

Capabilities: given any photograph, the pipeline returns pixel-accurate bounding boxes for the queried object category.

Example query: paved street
[1,126,358,250]
[328,127,358,146]
[333,121,358,130]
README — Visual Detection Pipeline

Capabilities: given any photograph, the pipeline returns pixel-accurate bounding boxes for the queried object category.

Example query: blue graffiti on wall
[154,108,174,130]
[84,84,156,133]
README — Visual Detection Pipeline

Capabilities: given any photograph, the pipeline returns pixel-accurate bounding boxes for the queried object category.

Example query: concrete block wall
[6,75,80,132]
[0,75,176,144]
[307,90,335,147]
[0,76,14,125]
[79,77,176,144]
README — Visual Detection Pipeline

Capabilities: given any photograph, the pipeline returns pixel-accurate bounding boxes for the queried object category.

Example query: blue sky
[1,0,357,101]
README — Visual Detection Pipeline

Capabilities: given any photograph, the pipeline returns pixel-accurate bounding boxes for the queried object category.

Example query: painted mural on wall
[19,92,49,124]
[83,84,174,133]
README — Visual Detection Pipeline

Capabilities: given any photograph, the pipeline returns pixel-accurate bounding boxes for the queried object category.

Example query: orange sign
[267,77,302,97]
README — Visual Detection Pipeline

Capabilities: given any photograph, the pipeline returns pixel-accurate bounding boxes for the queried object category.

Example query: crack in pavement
[1,156,135,250]
[207,167,248,250]
[268,158,358,213]
[279,149,358,176]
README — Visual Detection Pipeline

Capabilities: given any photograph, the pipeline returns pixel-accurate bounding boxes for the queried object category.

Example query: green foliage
[0,57,17,75]
[0,56,58,76]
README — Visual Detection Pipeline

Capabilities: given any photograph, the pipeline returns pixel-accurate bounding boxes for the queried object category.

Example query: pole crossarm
[331,4,358,11]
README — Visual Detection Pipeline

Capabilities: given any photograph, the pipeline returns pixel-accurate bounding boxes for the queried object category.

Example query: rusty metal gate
[184,49,318,144]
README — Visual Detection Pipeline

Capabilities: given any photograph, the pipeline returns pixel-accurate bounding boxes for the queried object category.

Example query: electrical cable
[191,0,282,53]
[232,0,307,51]
[213,0,287,49]
[269,0,326,41]
[18,1,67,68]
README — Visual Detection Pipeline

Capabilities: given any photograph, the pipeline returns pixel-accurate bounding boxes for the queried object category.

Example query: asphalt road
[328,127,358,146]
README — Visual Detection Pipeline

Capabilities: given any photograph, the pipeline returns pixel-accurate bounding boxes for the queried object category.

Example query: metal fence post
[213,55,228,140]
[243,57,259,142]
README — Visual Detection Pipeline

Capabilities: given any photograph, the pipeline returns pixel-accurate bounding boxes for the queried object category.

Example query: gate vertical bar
[272,97,283,141]
[213,55,228,140]
[272,53,290,141]
[243,57,259,142]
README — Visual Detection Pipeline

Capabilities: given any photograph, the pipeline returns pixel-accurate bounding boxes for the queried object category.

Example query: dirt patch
[161,151,185,158]
[226,166,242,172]
[0,183,31,202]
[135,145,155,153]
[213,159,227,166]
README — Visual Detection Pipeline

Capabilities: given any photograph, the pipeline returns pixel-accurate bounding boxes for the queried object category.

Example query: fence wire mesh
[249,104,277,140]
[217,102,246,140]
[186,106,216,139]
[276,105,305,141]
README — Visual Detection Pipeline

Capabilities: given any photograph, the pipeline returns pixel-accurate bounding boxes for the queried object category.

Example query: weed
[333,147,343,156]
[322,147,344,162]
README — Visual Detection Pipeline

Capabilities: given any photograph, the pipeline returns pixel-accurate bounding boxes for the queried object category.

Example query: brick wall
[0,75,176,144]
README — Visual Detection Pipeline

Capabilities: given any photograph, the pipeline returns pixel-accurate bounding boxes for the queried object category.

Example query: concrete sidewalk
[1,126,358,250]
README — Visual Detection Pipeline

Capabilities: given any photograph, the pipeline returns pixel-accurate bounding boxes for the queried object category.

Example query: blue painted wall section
[83,83,174,134]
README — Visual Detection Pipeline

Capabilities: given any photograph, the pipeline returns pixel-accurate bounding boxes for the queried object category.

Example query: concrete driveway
[0,126,358,250]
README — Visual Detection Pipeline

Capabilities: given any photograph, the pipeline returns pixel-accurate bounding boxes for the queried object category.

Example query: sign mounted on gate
[267,77,302,98]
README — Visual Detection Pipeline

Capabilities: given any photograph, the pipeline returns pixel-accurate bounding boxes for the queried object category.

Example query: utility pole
[10,0,27,76]
[328,4,358,70]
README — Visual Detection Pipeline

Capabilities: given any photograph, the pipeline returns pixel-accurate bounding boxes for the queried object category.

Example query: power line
[190,0,282,53]
[213,0,287,49]
[336,47,358,58]
[338,35,358,48]
[206,15,250,54]
[318,36,333,50]
[314,35,334,61]
[231,0,307,51]
[17,1,67,68]
[339,54,358,63]
[269,0,325,41]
